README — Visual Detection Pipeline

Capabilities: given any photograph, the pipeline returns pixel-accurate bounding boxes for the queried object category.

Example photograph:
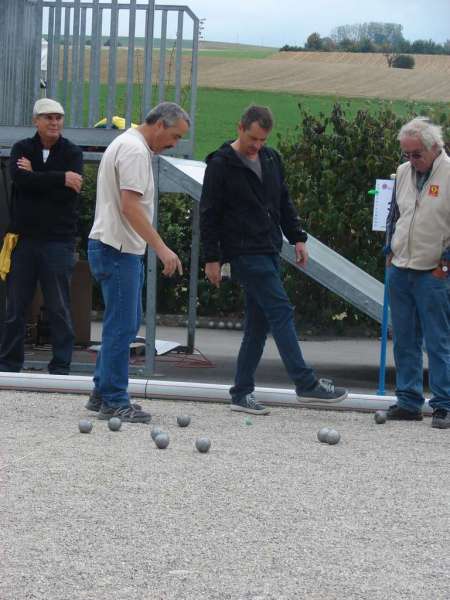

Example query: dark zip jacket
[200,142,307,263]
[8,132,83,241]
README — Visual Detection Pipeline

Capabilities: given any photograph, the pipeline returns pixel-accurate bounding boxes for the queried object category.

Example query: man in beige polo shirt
[87,102,190,423]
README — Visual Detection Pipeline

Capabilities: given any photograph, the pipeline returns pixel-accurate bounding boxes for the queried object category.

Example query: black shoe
[297,378,348,404]
[431,408,450,429]
[86,390,142,412]
[386,404,423,421]
[230,393,270,415]
[98,404,152,424]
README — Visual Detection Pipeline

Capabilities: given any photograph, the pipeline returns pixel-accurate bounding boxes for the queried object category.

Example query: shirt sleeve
[200,159,225,263]
[115,144,150,196]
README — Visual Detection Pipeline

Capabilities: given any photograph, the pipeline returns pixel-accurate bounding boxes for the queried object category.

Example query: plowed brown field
[196,51,450,101]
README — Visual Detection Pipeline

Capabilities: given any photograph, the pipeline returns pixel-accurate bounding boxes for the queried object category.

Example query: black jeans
[0,238,76,374]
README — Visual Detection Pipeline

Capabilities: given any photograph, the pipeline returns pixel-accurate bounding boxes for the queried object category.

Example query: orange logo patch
[428,185,439,197]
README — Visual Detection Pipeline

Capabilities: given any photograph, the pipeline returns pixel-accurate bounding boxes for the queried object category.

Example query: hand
[17,157,32,172]
[386,253,393,267]
[65,171,83,193]
[156,245,183,277]
[295,242,308,268]
[205,262,221,288]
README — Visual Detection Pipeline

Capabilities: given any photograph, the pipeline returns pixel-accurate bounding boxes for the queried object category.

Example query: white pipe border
[0,372,433,415]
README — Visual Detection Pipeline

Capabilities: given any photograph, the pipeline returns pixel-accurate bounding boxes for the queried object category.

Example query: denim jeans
[229,254,317,400]
[0,238,76,374]
[387,265,450,411]
[88,239,144,408]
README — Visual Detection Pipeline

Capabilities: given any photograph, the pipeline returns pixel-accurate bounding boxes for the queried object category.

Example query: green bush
[392,54,415,69]
[156,194,243,316]
[277,103,405,328]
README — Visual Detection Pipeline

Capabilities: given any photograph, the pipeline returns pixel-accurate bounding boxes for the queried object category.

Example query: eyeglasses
[402,151,424,160]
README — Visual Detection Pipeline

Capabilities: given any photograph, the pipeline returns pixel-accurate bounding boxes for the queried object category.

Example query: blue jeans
[229,254,317,399]
[387,265,450,411]
[0,238,76,374]
[88,239,144,408]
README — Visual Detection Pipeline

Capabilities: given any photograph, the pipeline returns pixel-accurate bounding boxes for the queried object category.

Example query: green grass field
[193,89,443,160]
[68,83,444,160]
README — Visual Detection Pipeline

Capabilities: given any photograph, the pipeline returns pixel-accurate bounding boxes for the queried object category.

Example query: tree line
[281,22,450,56]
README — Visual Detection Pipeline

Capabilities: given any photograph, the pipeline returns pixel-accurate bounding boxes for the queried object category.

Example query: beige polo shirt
[89,128,154,254]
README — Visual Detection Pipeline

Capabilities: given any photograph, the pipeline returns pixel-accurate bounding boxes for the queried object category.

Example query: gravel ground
[1,390,449,600]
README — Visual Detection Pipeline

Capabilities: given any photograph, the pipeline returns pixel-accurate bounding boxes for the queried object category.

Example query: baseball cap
[33,98,65,116]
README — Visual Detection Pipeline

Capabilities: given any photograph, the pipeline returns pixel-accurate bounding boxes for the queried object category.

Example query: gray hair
[398,117,444,150]
[240,105,274,131]
[144,101,190,128]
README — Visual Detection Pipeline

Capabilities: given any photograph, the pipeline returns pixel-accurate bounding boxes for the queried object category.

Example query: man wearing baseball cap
[0,98,83,374]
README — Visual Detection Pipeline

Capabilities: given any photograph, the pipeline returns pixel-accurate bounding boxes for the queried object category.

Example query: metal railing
[0,0,199,157]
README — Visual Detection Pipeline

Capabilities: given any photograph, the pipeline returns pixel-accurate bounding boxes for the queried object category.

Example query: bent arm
[9,141,83,193]
[121,189,182,276]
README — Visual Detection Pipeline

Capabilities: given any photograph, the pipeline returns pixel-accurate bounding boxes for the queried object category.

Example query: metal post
[142,0,155,119]
[70,0,82,126]
[145,157,160,376]
[49,0,62,101]
[75,7,87,126]
[0,0,41,126]
[46,7,55,98]
[158,10,168,103]
[33,0,44,102]
[188,12,199,157]
[106,0,119,127]
[88,0,102,127]
[174,10,184,104]
[125,0,137,128]
[377,268,389,395]
[61,5,71,109]
[186,201,200,353]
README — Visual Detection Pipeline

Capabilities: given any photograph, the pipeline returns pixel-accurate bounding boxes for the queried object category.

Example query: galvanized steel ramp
[159,155,385,324]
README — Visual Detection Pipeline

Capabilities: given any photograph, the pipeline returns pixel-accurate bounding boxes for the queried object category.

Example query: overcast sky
[158,0,449,47]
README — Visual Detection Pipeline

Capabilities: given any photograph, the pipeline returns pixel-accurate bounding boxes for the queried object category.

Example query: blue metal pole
[377,266,389,395]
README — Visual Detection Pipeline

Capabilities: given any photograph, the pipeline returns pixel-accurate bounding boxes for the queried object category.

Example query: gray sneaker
[431,408,450,429]
[297,378,348,404]
[230,393,270,415]
[85,390,142,413]
[98,405,152,424]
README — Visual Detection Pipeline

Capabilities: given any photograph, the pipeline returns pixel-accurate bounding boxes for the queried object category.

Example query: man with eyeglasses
[385,117,450,429]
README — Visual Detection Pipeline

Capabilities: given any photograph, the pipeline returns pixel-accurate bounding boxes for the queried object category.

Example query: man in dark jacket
[200,105,347,415]
[0,98,83,374]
